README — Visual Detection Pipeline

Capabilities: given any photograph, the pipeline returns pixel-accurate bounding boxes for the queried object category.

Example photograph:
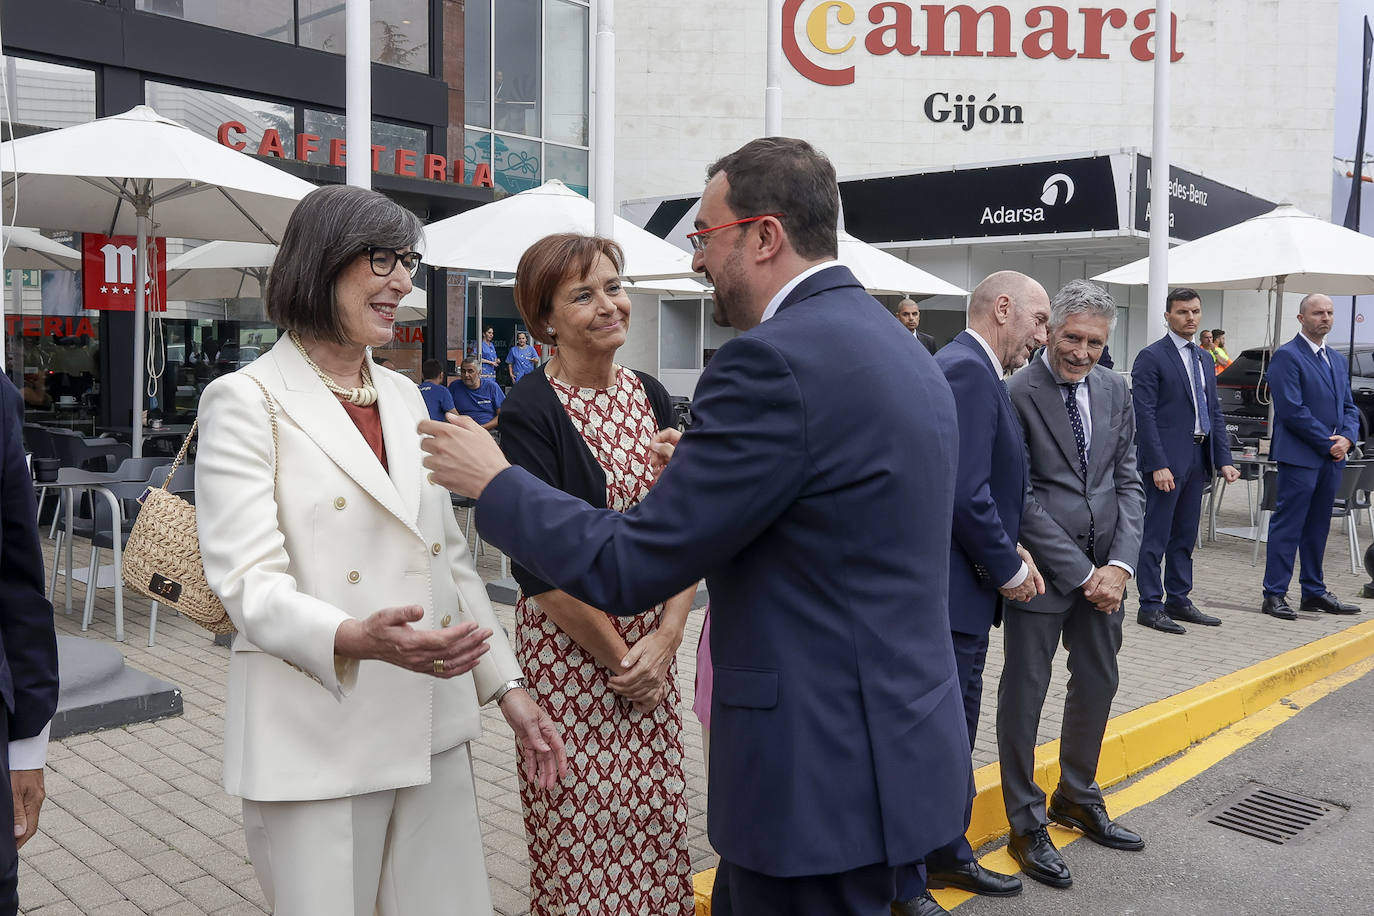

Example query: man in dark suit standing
[999,280,1146,889]
[0,373,60,914]
[897,298,938,354]
[1261,293,1362,620]
[1131,288,1240,635]
[420,137,972,916]
[915,271,1050,907]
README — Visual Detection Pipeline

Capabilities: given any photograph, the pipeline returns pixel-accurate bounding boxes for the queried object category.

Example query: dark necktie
[1186,342,1210,433]
[1063,382,1095,557]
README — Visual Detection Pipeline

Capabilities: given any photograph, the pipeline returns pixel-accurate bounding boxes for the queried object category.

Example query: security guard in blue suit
[1261,293,1362,620]
[1130,289,1239,635]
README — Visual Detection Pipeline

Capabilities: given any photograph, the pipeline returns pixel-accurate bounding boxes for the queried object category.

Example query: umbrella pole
[1266,274,1287,441]
[132,201,149,458]
[5,265,18,375]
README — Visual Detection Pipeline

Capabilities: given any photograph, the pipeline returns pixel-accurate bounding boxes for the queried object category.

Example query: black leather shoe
[1165,599,1222,626]
[891,891,949,916]
[1048,792,1145,851]
[1137,606,1187,635]
[1262,593,1298,620]
[1299,592,1361,615]
[926,860,1022,897]
[1007,826,1072,888]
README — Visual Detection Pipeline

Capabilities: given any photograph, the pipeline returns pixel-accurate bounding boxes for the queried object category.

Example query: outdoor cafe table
[46,467,129,640]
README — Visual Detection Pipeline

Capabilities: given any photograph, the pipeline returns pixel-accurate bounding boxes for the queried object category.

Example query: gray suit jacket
[1006,358,1145,614]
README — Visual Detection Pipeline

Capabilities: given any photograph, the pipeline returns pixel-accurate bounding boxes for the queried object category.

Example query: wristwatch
[491,677,528,705]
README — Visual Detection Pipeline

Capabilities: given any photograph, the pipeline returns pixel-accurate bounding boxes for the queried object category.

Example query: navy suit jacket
[0,376,58,743]
[478,265,971,877]
[935,332,1026,635]
[1131,335,1233,474]
[1268,335,1360,468]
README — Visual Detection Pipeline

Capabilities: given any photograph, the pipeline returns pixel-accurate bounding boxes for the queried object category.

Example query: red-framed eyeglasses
[685,213,785,252]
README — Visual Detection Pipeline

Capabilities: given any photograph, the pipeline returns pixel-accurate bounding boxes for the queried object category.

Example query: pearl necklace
[289,332,378,407]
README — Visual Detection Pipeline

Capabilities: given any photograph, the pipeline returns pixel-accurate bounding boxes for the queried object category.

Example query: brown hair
[514,234,625,346]
[266,184,422,345]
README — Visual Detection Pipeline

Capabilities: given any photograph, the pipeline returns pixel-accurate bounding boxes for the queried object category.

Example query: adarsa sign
[784,1,1183,86]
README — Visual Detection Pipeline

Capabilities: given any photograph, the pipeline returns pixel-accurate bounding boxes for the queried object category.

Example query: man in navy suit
[0,373,60,914]
[1261,293,1362,620]
[1131,289,1240,635]
[420,137,972,916]
[911,271,1050,908]
[897,298,938,354]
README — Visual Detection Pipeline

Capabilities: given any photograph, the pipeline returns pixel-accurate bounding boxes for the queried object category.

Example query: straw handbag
[122,377,278,635]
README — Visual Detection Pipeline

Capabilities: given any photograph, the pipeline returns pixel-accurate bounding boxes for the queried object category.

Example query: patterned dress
[515,367,694,916]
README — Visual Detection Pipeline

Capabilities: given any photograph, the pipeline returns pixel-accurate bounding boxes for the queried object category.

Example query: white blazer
[196,339,522,802]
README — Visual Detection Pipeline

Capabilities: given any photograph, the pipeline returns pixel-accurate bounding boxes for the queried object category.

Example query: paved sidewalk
[19,489,1374,914]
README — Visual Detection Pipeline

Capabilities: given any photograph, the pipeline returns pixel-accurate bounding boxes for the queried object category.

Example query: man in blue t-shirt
[417,358,456,422]
[448,357,504,429]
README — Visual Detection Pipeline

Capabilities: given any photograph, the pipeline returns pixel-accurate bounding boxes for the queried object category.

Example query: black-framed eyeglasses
[366,246,422,277]
[685,213,785,252]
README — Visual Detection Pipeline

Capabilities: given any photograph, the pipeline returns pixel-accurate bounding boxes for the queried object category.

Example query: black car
[1215,346,1374,445]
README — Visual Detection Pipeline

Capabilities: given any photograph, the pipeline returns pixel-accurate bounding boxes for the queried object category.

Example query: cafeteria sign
[82,234,168,312]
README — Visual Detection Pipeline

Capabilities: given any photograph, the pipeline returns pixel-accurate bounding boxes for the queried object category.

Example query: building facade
[1,0,591,431]
[612,0,1344,379]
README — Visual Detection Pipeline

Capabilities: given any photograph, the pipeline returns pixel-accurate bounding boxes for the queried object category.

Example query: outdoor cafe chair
[78,463,194,647]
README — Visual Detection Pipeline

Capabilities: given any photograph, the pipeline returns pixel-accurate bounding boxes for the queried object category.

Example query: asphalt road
[958,665,1374,915]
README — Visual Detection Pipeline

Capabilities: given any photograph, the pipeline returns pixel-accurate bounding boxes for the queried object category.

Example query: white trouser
[242,743,493,916]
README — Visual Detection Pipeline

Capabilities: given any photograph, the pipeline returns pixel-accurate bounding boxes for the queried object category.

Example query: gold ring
[427,471,436,485]
[432,659,444,674]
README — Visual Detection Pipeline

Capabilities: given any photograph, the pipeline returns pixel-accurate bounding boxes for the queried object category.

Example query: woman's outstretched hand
[499,688,569,789]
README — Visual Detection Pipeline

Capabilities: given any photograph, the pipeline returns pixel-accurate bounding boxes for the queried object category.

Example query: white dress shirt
[1168,330,1207,436]
[759,261,841,325]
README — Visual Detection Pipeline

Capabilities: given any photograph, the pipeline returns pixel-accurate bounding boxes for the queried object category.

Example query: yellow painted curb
[693,618,1374,915]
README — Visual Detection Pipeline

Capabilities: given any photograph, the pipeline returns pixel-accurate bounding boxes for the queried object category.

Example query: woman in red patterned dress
[499,233,697,915]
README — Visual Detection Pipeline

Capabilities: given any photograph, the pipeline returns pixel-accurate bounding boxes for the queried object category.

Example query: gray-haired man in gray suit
[998,280,1146,889]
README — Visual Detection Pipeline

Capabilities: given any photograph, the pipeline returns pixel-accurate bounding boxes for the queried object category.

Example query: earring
[545,326,556,336]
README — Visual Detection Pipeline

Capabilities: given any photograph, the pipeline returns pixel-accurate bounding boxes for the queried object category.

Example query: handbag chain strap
[160,374,279,491]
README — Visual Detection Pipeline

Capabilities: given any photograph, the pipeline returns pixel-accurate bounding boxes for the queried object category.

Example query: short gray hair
[1049,279,1117,332]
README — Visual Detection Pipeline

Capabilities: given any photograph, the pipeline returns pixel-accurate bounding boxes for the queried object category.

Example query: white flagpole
[346,0,371,189]
[1146,0,1172,342]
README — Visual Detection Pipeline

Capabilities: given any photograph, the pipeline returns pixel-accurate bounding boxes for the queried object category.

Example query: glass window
[494,0,541,137]
[545,145,588,196]
[489,134,541,194]
[135,1,294,44]
[299,0,430,73]
[465,0,491,128]
[1,57,97,135]
[303,109,430,176]
[545,1,588,146]
[147,81,295,157]
[7,264,102,427]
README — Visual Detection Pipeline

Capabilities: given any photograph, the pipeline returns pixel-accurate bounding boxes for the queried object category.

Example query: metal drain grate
[1203,783,1345,846]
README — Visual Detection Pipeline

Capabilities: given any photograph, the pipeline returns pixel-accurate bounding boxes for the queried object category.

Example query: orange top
[339,401,387,470]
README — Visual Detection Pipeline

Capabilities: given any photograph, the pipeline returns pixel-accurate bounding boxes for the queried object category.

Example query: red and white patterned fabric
[516,367,694,915]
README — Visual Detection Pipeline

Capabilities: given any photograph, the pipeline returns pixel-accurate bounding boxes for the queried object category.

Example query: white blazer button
[347,570,361,583]
[431,542,442,555]
[334,497,347,509]
[441,614,453,627]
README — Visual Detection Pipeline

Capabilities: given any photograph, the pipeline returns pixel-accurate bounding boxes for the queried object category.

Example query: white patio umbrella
[0,104,316,454]
[164,240,278,300]
[396,285,427,323]
[1093,204,1374,348]
[424,179,703,359]
[836,230,967,297]
[2,228,84,366]
[424,179,697,281]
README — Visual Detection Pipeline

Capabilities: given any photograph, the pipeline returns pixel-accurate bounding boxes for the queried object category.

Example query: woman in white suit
[196,185,566,916]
